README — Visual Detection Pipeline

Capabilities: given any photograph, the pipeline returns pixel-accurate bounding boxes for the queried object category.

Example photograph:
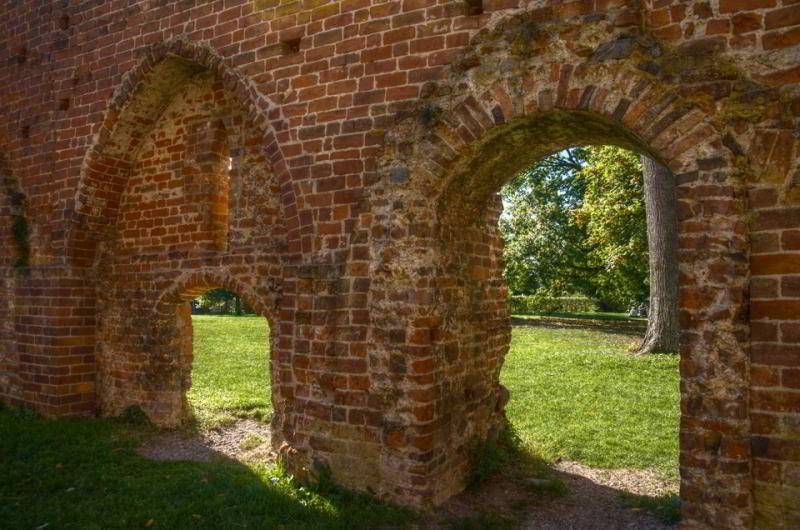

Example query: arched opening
[73,45,286,428]
[188,287,272,428]
[498,144,680,523]
[415,106,748,523]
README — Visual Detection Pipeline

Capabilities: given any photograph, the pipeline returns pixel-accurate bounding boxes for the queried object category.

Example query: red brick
[765,5,800,30]
[731,12,762,34]
[719,0,776,14]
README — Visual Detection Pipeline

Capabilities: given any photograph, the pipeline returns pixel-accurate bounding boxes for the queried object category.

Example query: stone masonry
[1,0,799,527]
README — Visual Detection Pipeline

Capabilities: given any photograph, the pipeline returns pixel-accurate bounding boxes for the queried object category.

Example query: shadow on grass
[511,311,647,338]
[2,405,678,529]
[435,422,679,529]
[0,405,413,530]
[620,491,681,524]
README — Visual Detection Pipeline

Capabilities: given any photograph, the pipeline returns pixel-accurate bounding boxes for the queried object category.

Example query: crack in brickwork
[1,0,800,527]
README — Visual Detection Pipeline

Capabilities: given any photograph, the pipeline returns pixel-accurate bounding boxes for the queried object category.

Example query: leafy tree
[576,146,648,310]
[194,288,249,315]
[500,146,649,311]
[500,148,599,296]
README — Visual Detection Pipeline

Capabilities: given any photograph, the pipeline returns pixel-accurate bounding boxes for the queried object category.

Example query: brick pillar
[13,266,96,416]
[748,183,800,527]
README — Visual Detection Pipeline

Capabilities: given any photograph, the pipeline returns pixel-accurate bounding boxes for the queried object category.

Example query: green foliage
[508,294,598,314]
[577,146,649,310]
[500,148,595,297]
[194,289,252,315]
[500,146,648,311]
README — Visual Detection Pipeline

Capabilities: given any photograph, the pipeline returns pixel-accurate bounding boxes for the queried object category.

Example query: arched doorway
[371,59,752,523]
[67,43,286,428]
[188,287,272,428]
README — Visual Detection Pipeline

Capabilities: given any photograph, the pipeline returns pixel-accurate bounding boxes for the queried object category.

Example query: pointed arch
[68,39,296,267]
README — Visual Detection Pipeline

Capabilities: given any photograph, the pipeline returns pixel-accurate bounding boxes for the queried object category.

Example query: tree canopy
[193,288,252,315]
[500,146,648,311]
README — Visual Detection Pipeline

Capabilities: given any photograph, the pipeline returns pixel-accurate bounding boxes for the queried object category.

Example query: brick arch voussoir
[70,38,299,266]
[155,270,276,325]
[409,67,743,205]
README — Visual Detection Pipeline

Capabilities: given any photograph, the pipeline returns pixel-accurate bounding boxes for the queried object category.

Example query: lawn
[0,313,680,528]
[502,324,679,480]
[188,315,272,427]
[0,406,413,530]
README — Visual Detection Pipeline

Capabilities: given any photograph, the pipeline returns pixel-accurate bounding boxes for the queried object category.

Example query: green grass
[0,406,414,529]
[513,310,646,322]
[501,325,679,480]
[0,315,680,528]
[188,315,272,427]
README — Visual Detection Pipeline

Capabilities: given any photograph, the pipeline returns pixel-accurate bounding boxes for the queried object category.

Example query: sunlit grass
[188,315,271,428]
[502,325,679,480]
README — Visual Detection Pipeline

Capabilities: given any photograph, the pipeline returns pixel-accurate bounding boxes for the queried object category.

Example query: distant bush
[508,294,598,314]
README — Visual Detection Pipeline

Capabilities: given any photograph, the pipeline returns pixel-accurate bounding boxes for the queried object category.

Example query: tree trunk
[235,296,242,316]
[637,156,679,354]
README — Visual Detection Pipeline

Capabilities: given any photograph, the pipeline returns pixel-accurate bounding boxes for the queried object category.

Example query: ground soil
[425,460,677,529]
[137,419,274,463]
[138,421,676,529]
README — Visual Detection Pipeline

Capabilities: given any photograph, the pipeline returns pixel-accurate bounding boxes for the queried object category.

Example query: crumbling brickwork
[1,0,799,527]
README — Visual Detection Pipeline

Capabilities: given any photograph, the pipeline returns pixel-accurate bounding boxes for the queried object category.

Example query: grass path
[502,325,679,480]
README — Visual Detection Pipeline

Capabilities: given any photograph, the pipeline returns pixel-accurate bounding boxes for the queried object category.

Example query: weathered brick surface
[1,0,799,526]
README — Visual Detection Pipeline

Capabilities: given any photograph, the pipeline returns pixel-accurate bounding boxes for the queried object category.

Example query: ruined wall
[1,0,799,526]
[92,66,285,425]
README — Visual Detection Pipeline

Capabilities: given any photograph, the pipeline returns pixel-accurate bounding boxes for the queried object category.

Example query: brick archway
[80,42,290,428]
[132,271,279,427]
[68,39,297,267]
[367,15,758,526]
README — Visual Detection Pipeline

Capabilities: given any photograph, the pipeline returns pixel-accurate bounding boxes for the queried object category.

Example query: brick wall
[0,153,20,403]
[1,0,799,526]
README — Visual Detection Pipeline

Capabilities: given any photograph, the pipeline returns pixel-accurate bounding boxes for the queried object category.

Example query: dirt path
[137,419,274,463]
[139,423,676,529]
[429,460,677,529]
[520,461,677,529]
